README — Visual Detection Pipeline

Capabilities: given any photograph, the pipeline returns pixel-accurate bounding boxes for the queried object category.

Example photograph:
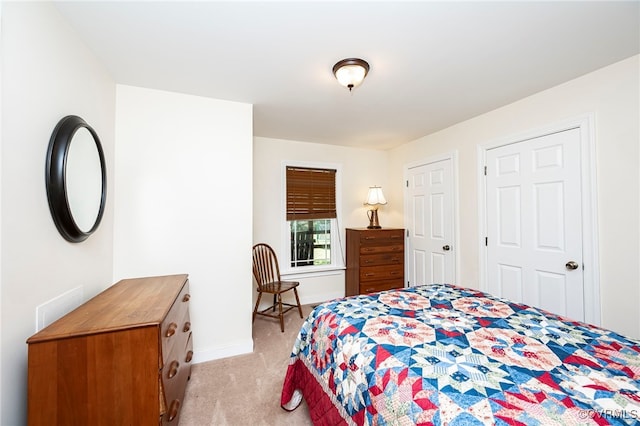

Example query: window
[285,165,340,271]
[290,219,331,267]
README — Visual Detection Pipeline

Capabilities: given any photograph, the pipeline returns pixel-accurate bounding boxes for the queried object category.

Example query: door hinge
[485,237,488,246]
[484,166,487,176]
[406,229,409,237]
[406,180,409,187]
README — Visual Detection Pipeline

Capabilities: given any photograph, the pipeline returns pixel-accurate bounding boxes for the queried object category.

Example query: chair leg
[293,288,303,319]
[253,292,263,323]
[273,294,277,312]
[277,293,284,332]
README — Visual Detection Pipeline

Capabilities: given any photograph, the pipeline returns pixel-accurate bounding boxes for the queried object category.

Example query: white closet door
[486,128,584,320]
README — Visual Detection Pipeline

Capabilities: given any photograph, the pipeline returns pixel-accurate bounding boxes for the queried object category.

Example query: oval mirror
[46,115,106,243]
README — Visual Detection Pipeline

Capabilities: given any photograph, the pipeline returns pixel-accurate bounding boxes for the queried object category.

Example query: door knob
[565,261,579,270]
[443,245,451,251]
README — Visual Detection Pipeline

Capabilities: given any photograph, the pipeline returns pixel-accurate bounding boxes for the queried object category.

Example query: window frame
[280,160,344,278]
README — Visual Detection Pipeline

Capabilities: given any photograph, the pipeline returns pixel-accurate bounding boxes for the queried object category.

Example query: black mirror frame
[46,115,107,243]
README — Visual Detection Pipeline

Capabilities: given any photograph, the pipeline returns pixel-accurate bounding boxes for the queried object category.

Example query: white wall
[114,85,254,362]
[1,4,636,424]
[389,55,640,339]
[253,137,393,304]
[1,3,116,424]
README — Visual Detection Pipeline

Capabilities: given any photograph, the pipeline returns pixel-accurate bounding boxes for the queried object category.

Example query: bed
[281,284,640,425]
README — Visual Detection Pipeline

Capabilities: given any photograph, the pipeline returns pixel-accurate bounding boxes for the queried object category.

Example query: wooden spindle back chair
[252,243,303,332]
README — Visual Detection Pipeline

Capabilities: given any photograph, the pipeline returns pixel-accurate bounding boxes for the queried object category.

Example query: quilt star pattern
[281,284,640,425]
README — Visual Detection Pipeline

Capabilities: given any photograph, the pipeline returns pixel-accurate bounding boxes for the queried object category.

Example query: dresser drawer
[161,333,193,425]
[359,229,404,244]
[360,243,403,255]
[162,309,191,367]
[161,282,191,360]
[360,279,404,294]
[360,264,403,282]
[162,306,190,362]
[360,252,403,266]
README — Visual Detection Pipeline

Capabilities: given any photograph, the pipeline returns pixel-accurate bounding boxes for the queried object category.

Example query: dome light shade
[333,58,370,91]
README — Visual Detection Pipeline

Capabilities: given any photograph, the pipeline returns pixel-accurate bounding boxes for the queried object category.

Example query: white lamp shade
[364,186,387,206]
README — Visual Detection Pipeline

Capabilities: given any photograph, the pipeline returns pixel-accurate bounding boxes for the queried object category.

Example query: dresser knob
[167,360,180,379]
[185,350,194,363]
[183,322,191,333]
[165,323,177,338]
[167,399,181,422]
[182,293,191,302]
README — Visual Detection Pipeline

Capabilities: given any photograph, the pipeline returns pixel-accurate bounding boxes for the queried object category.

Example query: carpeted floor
[179,305,314,425]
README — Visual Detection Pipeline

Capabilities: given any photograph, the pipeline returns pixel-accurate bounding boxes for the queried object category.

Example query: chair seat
[260,280,299,294]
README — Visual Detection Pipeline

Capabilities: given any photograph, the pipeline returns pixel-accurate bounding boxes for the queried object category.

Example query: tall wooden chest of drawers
[345,228,405,296]
[26,274,193,426]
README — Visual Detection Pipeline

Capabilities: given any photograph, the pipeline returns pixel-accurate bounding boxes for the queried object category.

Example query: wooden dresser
[345,228,405,296]
[26,274,193,426]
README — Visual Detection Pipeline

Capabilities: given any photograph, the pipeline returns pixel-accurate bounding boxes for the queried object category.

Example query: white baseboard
[257,291,344,311]
[192,339,254,364]
[196,291,343,364]
[299,291,343,306]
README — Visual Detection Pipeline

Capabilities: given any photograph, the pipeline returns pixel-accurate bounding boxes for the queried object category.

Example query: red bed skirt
[281,358,354,425]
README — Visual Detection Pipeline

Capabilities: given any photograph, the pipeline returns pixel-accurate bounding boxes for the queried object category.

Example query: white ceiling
[54,1,639,150]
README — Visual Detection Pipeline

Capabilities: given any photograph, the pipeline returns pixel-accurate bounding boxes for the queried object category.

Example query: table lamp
[364,186,387,229]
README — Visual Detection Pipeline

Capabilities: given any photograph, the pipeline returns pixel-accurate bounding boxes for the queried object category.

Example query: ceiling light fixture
[333,58,370,92]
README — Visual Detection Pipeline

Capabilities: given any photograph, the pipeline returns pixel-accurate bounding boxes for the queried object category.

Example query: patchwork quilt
[281,284,640,425]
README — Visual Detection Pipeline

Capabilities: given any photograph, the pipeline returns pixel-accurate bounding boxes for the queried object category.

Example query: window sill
[281,265,345,280]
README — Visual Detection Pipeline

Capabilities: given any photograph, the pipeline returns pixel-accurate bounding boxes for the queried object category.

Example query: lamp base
[366,209,381,229]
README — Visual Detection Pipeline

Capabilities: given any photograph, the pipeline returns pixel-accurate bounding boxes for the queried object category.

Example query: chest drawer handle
[183,322,191,333]
[165,323,177,338]
[168,399,181,422]
[182,293,191,302]
[167,360,180,379]
[185,350,194,363]
[365,273,375,277]
[390,271,399,275]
